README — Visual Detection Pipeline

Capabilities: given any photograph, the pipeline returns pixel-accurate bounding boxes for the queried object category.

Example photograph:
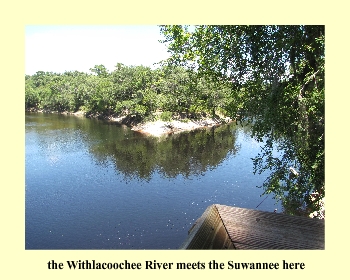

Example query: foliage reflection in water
[25,112,279,249]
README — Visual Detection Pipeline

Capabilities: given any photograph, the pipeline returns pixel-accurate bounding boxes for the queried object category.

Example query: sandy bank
[126,117,232,137]
[27,109,232,137]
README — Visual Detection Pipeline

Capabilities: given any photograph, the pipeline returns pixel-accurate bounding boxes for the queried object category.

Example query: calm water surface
[25,112,280,249]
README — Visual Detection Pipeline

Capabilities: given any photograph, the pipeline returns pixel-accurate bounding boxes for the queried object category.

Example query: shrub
[160,111,173,122]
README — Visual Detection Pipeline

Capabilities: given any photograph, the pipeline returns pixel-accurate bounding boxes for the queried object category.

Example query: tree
[90,64,109,77]
[160,25,325,216]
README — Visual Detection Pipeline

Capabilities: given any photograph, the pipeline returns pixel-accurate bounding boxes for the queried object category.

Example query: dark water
[25,112,280,249]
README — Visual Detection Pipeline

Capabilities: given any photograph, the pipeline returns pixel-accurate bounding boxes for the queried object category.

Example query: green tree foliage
[90,64,109,77]
[25,63,233,121]
[160,25,325,216]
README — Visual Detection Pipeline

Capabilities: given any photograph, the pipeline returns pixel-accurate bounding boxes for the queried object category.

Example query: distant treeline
[25,64,236,122]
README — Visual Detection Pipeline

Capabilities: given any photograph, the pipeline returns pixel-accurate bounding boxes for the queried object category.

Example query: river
[25,112,280,249]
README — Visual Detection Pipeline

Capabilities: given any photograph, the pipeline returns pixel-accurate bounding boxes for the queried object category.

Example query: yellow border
[1,1,346,279]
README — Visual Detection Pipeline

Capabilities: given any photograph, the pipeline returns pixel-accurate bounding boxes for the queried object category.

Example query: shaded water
[25,112,279,249]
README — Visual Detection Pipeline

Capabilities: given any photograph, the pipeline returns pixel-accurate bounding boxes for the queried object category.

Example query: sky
[25,25,171,75]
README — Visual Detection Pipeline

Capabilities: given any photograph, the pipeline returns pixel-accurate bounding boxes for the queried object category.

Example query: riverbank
[110,115,232,137]
[27,109,233,137]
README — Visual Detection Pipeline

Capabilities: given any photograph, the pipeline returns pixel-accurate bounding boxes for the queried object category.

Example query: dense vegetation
[25,25,325,217]
[25,64,233,123]
[160,25,325,217]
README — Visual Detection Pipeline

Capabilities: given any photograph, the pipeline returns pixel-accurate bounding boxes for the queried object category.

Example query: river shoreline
[115,116,232,137]
[26,109,233,137]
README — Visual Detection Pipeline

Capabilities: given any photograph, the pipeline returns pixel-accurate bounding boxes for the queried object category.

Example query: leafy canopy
[160,25,325,216]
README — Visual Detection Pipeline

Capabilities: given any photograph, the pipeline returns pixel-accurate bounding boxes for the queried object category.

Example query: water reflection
[26,112,280,249]
[92,124,240,180]
[26,112,240,180]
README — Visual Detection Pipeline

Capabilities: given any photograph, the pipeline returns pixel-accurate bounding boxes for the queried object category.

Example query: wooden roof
[180,204,324,249]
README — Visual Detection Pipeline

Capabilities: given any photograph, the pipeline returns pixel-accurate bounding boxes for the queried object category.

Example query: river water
[25,112,280,249]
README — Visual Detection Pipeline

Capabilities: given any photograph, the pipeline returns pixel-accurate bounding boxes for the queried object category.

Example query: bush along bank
[25,64,238,132]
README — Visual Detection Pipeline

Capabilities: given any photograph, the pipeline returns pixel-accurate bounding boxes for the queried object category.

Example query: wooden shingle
[180,204,324,249]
